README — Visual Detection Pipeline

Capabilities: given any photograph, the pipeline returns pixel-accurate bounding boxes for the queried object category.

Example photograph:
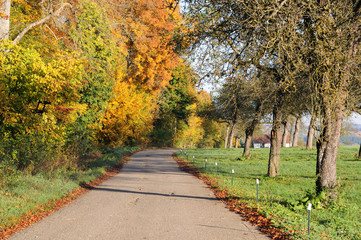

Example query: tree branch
[12,3,72,45]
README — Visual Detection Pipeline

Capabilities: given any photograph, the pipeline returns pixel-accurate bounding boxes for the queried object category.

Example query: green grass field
[0,147,137,232]
[176,146,361,240]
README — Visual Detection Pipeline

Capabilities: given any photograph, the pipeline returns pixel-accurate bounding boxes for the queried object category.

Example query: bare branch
[12,3,72,45]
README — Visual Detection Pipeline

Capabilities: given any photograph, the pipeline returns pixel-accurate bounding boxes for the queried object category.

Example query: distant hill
[262,122,361,146]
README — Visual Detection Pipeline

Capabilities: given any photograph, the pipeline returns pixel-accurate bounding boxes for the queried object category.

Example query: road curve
[10,149,269,240]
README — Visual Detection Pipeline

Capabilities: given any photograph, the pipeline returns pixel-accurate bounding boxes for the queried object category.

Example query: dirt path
[10,149,269,240]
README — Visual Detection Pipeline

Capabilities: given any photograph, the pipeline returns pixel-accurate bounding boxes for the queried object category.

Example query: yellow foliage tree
[97,80,156,146]
[174,104,204,148]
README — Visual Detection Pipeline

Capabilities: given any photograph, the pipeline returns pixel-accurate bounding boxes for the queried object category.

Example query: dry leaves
[174,154,291,240]
[0,153,136,240]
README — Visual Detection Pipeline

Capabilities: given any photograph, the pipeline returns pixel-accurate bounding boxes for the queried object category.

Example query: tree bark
[243,104,261,157]
[306,116,316,150]
[224,125,229,148]
[243,118,259,157]
[0,0,11,40]
[292,116,301,147]
[358,143,361,159]
[243,132,253,157]
[12,3,72,45]
[268,106,283,177]
[282,120,290,147]
[316,102,344,201]
[228,121,236,148]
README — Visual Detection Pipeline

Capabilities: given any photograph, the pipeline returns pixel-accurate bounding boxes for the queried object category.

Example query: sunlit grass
[177,146,361,239]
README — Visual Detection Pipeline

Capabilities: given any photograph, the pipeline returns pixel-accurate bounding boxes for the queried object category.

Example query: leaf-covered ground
[0,150,136,240]
[173,154,290,240]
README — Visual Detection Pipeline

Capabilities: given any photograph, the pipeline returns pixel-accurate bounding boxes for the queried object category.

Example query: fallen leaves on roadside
[0,152,136,240]
[173,154,292,240]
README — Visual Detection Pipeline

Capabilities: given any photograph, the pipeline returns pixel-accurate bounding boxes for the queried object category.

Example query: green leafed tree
[152,62,197,147]
[184,0,361,200]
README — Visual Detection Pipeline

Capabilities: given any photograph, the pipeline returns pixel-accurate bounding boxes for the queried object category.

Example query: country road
[10,149,269,240]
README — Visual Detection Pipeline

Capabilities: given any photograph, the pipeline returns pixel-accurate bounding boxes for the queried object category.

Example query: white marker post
[307,203,312,235]
[256,179,259,202]
[231,169,234,185]
[205,159,207,171]
[215,162,218,176]
[192,155,195,164]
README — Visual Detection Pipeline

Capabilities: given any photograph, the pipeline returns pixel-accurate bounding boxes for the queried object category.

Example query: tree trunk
[358,143,361,159]
[0,0,11,40]
[228,122,236,148]
[243,118,259,157]
[243,133,253,157]
[282,121,290,147]
[306,116,316,150]
[292,116,301,147]
[316,104,344,201]
[224,125,229,148]
[268,106,283,177]
[243,104,261,157]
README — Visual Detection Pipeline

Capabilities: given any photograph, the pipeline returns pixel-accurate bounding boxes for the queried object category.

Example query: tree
[1,0,72,43]
[292,115,301,147]
[184,0,304,177]
[306,115,316,150]
[282,120,291,148]
[301,1,361,198]
[101,0,180,92]
[214,81,243,149]
[152,62,197,147]
[72,0,117,126]
[0,0,10,39]
[185,0,361,199]
[97,81,155,146]
[0,40,83,169]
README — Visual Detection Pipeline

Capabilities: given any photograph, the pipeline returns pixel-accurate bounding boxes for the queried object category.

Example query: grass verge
[0,146,138,239]
[175,146,361,240]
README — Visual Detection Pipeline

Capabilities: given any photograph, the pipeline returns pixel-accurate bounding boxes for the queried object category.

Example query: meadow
[176,146,361,240]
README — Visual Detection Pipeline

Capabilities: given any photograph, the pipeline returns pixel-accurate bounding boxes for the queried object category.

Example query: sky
[350,113,361,125]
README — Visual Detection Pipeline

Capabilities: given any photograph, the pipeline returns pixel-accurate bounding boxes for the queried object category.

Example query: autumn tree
[196,90,223,148]
[152,62,197,147]
[100,0,180,92]
[0,0,10,39]
[97,80,155,146]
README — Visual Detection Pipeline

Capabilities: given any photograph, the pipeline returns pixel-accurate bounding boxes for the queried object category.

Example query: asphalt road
[10,149,269,240]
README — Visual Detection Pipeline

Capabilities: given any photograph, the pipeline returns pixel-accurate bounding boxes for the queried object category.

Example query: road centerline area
[10,149,269,240]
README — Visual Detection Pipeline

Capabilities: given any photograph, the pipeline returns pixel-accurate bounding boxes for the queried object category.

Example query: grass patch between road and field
[0,146,138,235]
[176,146,361,240]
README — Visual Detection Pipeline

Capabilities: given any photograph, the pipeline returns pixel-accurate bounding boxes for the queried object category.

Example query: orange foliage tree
[96,0,183,146]
[101,0,180,92]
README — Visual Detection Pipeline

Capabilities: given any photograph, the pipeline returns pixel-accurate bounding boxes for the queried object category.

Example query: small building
[253,135,271,148]
[253,143,262,148]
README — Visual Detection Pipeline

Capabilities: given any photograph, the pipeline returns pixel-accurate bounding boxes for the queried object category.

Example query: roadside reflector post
[192,155,195,164]
[256,179,259,202]
[231,169,234,186]
[215,162,218,176]
[307,203,312,235]
[204,159,207,171]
